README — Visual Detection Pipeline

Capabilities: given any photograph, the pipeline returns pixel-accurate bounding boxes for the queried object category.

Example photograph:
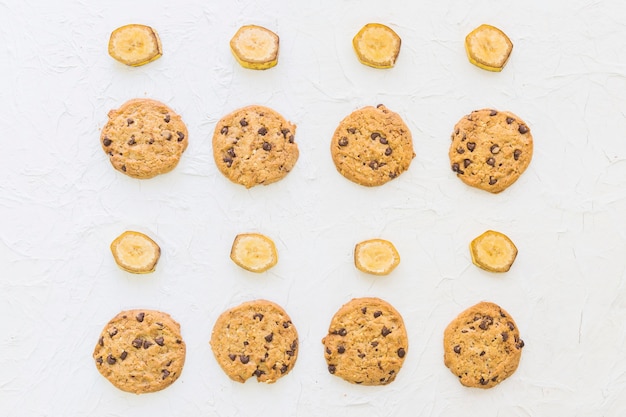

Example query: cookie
[449,109,532,193]
[93,309,186,394]
[443,301,525,388]
[212,105,298,188]
[331,104,414,186]
[322,297,408,385]
[101,98,188,179]
[210,300,299,383]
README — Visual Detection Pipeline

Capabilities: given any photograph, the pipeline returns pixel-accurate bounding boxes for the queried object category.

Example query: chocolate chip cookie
[443,301,524,389]
[93,309,186,394]
[100,98,188,179]
[449,109,533,193]
[212,105,298,188]
[330,104,414,186]
[322,297,408,385]
[210,300,299,383]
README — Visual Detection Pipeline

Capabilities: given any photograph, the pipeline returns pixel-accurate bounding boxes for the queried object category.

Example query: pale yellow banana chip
[465,24,513,72]
[352,23,401,69]
[230,233,278,272]
[108,24,163,67]
[110,231,160,274]
[470,230,518,272]
[230,25,279,70]
[354,239,400,275]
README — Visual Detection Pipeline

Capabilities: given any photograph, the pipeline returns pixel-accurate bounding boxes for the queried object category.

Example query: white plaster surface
[1,0,626,415]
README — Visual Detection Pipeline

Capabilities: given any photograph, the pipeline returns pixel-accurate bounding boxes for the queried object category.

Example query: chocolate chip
[240,119,248,127]
[516,340,525,349]
[451,163,461,173]
[358,352,366,359]
[282,321,291,328]
[120,351,128,360]
[467,142,476,152]
[397,348,406,358]
[162,369,170,379]
[490,110,498,116]
[108,328,118,337]
[369,160,379,170]
[98,336,104,346]
[176,339,182,344]
[177,131,185,141]
[479,377,488,385]
[253,313,264,321]
[463,159,471,168]
[155,336,165,346]
[347,127,356,134]
[385,147,392,156]
[371,132,381,141]
[280,365,288,374]
[479,316,493,330]
[507,322,515,331]
[379,137,388,145]
[457,147,465,154]
[162,131,172,140]
[281,128,290,137]
[102,137,112,147]
[337,346,345,354]
[223,157,233,167]
[228,354,236,361]
[121,165,126,172]
[328,365,336,374]
[325,347,331,355]
[265,333,274,343]
[489,176,497,185]
[486,157,495,166]
[220,126,228,135]
[371,341,379,347]
[361,307,367,314]
[286,349,295,357]
[381,327,391,337]
[240,355,250,364]
[243,341,249,346]
[338,328,347,336]
[338,137,348,146]
[164,114,170,123]
[506,117,514,124]
[491,376,498,382]
[480,351,486,356]
[143,340,153,349]
[518,125,529,134]
[127,137,136,146]
[373,311,382,318]
[501,332,509,342]
[96,356,103,364]
[453,345,461,354]
[106,354,116,365]
[514,149,522,160]
[132,338,143,349]
[258,127,268,136]
[490,144,500,154]
[148,138,154,144]
[253,369,265,377]
[127,118,134,126]
[262,142,272,151]
[288,135,294,143]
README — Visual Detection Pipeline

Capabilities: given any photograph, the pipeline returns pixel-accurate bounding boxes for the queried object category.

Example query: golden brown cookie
[212,105,298,188]
[443,301,524,388]
[449,109,532,193]
[101,98,188,179]
[322,297,408,385]
[93,309,186,394]
[210,300,299,383]
[331,104,414,186]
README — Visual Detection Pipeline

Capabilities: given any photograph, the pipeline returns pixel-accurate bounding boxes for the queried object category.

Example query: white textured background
[2,0,626,415]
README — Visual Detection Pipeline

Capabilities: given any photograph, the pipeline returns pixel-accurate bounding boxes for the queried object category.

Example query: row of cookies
[93,298,524,393]
[101,99,533,193]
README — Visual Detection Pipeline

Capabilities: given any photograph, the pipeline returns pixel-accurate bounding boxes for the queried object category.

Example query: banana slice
[230,25,279,70]
[465,24,513,72]
[352,23,401,69]
[230,233,278,272]
[354,239,400,275]
[470,230,518,272]
[108,24,163,67]
[110,231,161,274]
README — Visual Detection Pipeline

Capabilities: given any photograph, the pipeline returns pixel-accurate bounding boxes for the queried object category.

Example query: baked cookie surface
[449,109,532,193]
[443,301,524,389]
[212,105,298,188]
[331,105,414,186]
[93,309,186,394]
[101,98,188,179]
[322,297,408,385]
[210,300,299,383]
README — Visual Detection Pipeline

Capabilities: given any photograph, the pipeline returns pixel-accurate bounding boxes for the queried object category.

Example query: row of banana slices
[110,229,518,276]
[108,23,513,72]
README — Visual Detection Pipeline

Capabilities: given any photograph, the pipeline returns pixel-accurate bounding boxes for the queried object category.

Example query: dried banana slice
[110,231,161,274]
[354,239,400,275]
[108,24,163,67]
[230,25,279,70]
[470,230,518,272]
[465,24,513,72]
[230,233,278,272]
[352,23,401,69]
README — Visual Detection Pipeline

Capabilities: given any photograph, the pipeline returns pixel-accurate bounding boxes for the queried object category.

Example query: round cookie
[210,300,299,383]
[212,105,298,188]
[443,301,525,389]
[449,108,533,193]
[101,98,188,179]
[93,309,186,394]
[322,297,408,385]
[330,104,414,186]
